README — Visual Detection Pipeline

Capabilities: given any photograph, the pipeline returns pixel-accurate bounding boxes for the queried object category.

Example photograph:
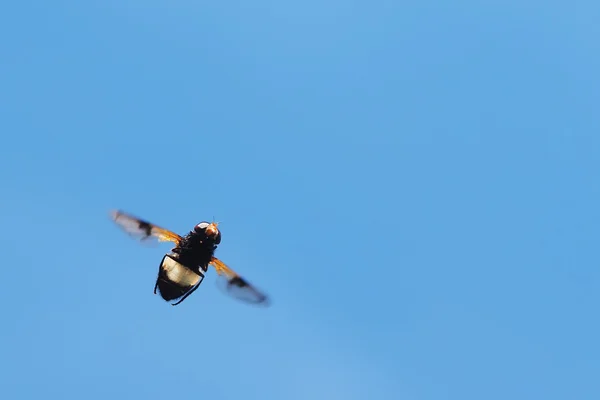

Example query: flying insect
[110,210,269,306]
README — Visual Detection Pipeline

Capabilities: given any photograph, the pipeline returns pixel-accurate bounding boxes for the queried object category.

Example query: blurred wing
[210,257,270,306]
[110,210,182,245]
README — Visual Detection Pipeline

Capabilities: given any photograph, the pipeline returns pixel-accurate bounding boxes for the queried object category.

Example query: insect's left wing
[110,210,182,245]
[210,257,270,306]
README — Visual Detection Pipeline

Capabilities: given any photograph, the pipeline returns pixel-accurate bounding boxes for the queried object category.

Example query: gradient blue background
[1,2,598,399]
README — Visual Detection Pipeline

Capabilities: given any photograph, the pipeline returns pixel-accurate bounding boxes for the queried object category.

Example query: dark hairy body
[154,225,221,305]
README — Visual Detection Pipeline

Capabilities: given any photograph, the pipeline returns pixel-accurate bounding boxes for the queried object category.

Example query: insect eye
[194,222,210,232]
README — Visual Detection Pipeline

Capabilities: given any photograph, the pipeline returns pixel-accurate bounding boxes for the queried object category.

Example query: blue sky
[1,1,599,399]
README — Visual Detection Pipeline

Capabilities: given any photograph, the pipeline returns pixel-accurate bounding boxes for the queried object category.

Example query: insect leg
[171,283,200,306]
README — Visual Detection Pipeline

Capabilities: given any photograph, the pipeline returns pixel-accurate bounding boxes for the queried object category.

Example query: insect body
[111,210,269,306]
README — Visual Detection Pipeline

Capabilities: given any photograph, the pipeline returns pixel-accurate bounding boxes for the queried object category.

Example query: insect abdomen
[155,254,205,301]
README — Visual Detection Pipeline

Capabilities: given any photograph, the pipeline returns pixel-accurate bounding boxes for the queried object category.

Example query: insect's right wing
[210,257,270,306]
[110,210,182,245]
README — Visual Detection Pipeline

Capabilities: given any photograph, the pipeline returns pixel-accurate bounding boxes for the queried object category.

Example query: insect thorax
[171,233,217,272]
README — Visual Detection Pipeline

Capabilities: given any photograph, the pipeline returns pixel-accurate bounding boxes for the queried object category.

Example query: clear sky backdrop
[1,1,598,400]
